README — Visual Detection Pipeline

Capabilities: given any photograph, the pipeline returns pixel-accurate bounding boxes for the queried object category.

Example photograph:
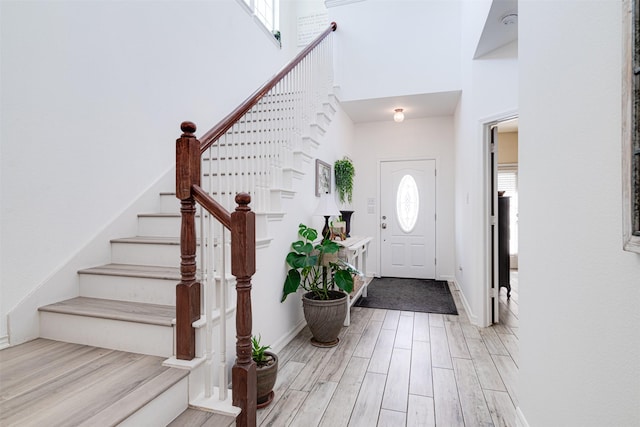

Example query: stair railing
[175,22,337,427]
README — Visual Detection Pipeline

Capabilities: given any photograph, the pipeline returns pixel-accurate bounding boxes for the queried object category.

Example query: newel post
[175,121,201,360]
[231,193,257,427]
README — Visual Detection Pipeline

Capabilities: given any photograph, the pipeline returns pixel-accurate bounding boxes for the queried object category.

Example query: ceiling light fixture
[393,108,405,123]
[501,13,518,26]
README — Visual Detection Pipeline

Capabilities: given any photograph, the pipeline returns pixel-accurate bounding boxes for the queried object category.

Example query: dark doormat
[354,277,458,315]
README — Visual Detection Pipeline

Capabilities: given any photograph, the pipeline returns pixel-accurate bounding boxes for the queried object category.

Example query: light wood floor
[0,274,519,427]
[0,339,188,427]
[257,274,520,427]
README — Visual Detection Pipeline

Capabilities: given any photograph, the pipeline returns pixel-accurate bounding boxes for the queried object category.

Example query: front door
[380,159,436,278]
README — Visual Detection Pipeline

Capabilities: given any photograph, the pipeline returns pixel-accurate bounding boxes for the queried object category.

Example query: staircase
[30,23,339,426]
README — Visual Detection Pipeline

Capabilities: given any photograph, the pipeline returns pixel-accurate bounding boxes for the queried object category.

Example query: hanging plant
[334,157,355,204]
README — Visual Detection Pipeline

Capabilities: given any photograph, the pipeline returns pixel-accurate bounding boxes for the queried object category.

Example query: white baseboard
[515,407,530,427]
[272,319,306,354]
[451,278,479,325]
[0,335,9,350]
[439,274,455,281]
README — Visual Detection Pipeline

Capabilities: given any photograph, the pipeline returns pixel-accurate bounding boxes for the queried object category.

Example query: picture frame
[622,0,640,253]
[315,159,331,197]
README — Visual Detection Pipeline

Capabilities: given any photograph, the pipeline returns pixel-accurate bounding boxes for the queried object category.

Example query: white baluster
[218,227,228,400]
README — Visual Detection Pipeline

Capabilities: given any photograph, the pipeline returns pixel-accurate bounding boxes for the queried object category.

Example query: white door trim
[377,156,439,279]
[480,110,518,327]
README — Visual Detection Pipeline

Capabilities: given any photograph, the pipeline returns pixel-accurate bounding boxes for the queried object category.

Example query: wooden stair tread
[168,408,236,427]
[38,297,175,326]
[79,263,181,280]
[0,339,188,426]
[111,236,183,245]
[137,212,186,218]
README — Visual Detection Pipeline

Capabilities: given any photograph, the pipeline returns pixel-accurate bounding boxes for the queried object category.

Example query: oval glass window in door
[396,174,420,233]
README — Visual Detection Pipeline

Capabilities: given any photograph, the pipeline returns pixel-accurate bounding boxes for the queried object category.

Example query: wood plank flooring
[258,274,519,427]
[0,339,188,427]
[0,273,519,427]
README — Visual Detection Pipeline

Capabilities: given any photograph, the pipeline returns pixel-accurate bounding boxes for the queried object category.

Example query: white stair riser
[309,122,326,138]
[199,171,283,192]
[160,194,179,214]
[120,377,188,427]
[316,111,330,128]
[39,312,174,357]
[201,158,276,174]
[111,241,198,268]
[79,274,177,306]
[137,215,184,238]
[141,208,269,241]
[323,101,337,117]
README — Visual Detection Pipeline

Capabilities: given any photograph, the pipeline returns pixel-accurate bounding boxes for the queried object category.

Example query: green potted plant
[281,223,359,347]
[252,335,278,408]
[334,157,355,236]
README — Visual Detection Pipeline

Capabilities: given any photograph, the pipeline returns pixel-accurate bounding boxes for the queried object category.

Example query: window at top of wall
[242,0,280,44]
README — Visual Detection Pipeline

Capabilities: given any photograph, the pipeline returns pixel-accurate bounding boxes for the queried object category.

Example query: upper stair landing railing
[200,22,337,213]
[174,22,337,427]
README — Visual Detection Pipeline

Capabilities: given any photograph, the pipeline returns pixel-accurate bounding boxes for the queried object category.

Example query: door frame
[377,156,439,279]
[481,111,518,326]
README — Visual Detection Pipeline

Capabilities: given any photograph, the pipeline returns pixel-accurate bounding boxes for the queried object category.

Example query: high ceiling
[335,0,518,125]
[474,0,519,59]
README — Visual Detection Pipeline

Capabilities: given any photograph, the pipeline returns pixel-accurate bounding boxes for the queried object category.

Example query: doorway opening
[484,116,519,326]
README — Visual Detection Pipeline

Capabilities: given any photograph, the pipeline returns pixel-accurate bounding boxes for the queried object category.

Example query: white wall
[0,0,289,342]
[252,101,356,351]
[453,0,518,326]
[518,1,640,425]
[328,0,461,101]
[349,116,455,280]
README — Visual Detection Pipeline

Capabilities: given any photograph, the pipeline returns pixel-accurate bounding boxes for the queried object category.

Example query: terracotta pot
[302,290,347,347]
[256,351,278,408]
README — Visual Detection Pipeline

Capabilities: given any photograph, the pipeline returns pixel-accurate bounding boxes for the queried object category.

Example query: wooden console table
[336,236,372,326]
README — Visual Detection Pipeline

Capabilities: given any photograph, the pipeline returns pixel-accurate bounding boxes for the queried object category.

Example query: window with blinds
[498,169,518,255]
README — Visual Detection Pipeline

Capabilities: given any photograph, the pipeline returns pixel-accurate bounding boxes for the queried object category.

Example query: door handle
[381,223,387,229]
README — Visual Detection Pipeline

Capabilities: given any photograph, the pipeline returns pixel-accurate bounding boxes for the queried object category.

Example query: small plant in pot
[252,335,278,408]
[334,157,355,236]
[281,223,360,347]
[334,157,355,205]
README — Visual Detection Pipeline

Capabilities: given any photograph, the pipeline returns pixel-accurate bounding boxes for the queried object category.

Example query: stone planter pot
[302,290,347,347]
[256,351,278,408]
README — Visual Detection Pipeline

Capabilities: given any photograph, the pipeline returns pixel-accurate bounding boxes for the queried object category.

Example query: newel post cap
[180,121,197,136]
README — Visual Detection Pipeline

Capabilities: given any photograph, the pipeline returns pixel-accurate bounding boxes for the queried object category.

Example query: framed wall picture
[622,0,640,253]
[315,159,331,196]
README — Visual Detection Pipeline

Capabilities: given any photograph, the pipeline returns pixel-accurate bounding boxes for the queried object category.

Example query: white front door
[380,159,436,279]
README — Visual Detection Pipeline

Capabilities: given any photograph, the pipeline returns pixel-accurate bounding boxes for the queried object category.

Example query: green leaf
[286,252,307,269]
[282,269,301,302]
[291,240,305,252]
[321,240,340,254]
[303,254,319,267]
[334,269,354,293]
[299,224,318,242]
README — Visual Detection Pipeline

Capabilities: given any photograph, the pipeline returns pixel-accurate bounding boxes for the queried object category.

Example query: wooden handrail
[199,22,337,154]
[175,21,338,427]
[192,184,231,230]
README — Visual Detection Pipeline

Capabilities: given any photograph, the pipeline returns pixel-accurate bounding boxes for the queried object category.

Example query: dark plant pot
[256,351,278,408]
[302,290,347,347]
[340,210,354,237]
